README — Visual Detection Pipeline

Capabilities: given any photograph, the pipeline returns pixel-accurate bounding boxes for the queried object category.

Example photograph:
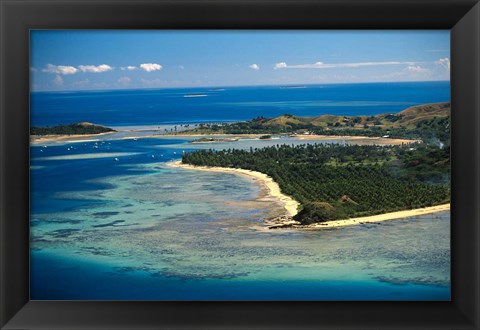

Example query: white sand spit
[167,160,300,217]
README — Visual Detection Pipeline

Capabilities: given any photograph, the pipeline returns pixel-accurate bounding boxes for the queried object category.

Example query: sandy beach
[30,129,420,147]
[166,133,420,145]
[302,203,450,230]
[167,160,300,217]
[30,131,117,144]
[294,134,421,145]
[167,160,449,230]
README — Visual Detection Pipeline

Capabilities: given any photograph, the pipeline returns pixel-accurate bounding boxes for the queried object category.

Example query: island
[31,122,116,136]
[173,102,450,228]
[30,122,116,143]
[30,103,451,228]
[190,137,239,143]
[169,102,450,145]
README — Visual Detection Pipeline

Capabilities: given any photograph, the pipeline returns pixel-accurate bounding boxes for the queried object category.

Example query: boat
[280,85,306,89]
[183,94,208,98]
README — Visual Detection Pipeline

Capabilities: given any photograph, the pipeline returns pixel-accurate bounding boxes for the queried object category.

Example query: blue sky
[30,30,450,91]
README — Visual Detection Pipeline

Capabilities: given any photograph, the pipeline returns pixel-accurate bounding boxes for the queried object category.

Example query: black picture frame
[1,0,479,329]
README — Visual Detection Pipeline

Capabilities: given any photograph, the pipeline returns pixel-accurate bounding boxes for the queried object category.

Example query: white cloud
[30,67,37,72]
[178,65,185,70]
[117,76,131,86]
[435,58,450,71]
[78,64,113,73]
[274,60,416,69]
[249,64,260,70]
[53,75,64,86]
[406,65,430,74]
[274,62,288,69]
[43,64,79,75]
[140,63,162,72]
[42,64,113,75]
[120,66,137,71]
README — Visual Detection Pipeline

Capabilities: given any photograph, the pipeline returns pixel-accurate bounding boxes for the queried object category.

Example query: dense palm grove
[31,123,115,135]
[309,116,450,145]
[182,143,450,224]
[183,115,450,145]
[178,101,451,147]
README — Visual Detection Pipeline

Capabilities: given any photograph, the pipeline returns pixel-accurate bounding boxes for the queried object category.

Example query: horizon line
[31,79,450,93]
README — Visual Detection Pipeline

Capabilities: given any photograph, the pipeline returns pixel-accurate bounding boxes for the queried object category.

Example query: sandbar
[167,160,300,217]
[30,130,420,147]
[30,131,116,144]
[166,133,420,145]
[35,152,140,161]
[302,203,450,230]
[294,134,421,145]
[167,161,449,230]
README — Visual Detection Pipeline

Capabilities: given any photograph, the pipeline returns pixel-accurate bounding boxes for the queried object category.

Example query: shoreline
[294,134,421,145]
[300,203,450,230]
[30,131,117,144]
[167,160,300,218]
[31,130,420,146]
[167,160,449,230]
[166,133,419,145]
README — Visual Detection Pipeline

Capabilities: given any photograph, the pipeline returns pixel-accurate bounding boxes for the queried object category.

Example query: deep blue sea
[31,81,450,127]
[30,81,451,300]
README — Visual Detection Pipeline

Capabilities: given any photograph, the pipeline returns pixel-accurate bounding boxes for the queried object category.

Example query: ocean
[30,81,451,300]
[31,81,450,127]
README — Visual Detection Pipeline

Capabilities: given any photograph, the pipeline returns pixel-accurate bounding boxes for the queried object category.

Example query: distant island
[190,137,239,143]
[171,102,450,145]
[179,102,451,227]
[30,122,116,136]
[29,104,451,227]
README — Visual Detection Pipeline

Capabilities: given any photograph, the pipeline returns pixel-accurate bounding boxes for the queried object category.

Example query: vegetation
[182,143,450,225]
[30,122,115,136]
[190,137,238,143]
[174,102,450,145]
[181,102,450,224]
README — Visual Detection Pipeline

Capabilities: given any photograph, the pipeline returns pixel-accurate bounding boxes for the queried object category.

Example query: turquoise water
[30,136,450,300]
[30,82,451,300]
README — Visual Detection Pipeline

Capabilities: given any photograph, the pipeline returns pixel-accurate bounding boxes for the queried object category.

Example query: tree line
[30,123,115,135]
[182,143,450,224]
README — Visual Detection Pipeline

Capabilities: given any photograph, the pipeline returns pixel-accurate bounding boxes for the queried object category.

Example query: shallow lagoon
[30,136,450,300]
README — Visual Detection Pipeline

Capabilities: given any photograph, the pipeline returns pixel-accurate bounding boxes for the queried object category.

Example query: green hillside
[174,102,451,144]
[30,122,116,136]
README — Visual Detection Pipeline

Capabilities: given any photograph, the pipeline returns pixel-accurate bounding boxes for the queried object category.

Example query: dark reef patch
[92,211,120,218]
[156,269,250,281]
[373,275,449,287]
[49,228,81,238]
[92,220,126,228]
